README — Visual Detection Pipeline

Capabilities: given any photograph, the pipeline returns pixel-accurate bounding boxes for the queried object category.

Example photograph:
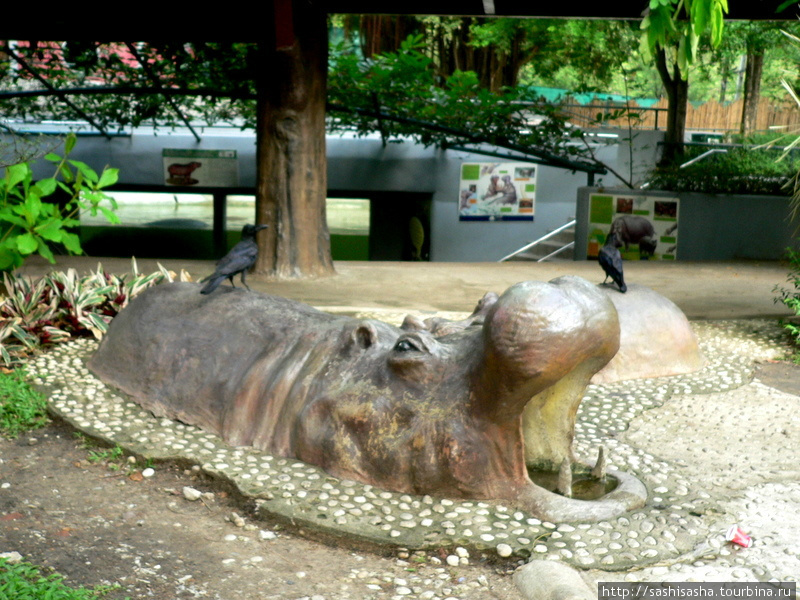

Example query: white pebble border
[25,318,791,571]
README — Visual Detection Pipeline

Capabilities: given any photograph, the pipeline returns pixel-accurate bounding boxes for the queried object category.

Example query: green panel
[590,195,614,224]
[461,164,480,180]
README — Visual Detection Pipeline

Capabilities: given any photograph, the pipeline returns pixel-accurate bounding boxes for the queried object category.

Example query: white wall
[7,127,660,262]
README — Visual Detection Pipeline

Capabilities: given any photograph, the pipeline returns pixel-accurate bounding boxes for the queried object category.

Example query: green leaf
[0,249,19,271]
[98,205,121,224]
[36,238,55,263]
[35,219,64,242]
[67,160,99,184]
[5,163,30,190]
[711,3,725,47]
[32,177,57,198]
[44,153,62,163]
[97,168,119,189]
[0,212,28,229]
[16,233,38,255]
[64,133,77,155]
[60,231,83,254]
[58,163,74,183]
[23,194,42,223]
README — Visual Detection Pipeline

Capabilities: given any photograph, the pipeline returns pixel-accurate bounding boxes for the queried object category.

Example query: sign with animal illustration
[587,194,679,260]
[163,149,238,187]
[458,162,536,221]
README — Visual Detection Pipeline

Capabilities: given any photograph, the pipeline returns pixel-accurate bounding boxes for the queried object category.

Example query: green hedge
[645,146,800,196]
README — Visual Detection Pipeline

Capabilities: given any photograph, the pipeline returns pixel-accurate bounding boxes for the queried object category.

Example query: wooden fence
[562,96,800,135]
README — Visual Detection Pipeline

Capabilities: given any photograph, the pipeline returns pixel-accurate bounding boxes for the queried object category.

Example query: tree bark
[655,47,688,165]
[356,15,421,58]
[255,0,335,279]
[739,50,764,138]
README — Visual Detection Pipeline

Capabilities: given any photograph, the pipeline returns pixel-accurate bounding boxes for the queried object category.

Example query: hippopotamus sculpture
[610,215,657,258]
[89,277,646,521]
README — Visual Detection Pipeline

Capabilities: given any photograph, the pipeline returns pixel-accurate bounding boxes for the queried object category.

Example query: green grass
[0,558,125,599]
[0,369,49,439]
[87,445,124,464]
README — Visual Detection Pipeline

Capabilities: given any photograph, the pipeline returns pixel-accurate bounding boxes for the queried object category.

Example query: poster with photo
[163,149,238,187]
[587,193,679,260]
[459,162,536,221]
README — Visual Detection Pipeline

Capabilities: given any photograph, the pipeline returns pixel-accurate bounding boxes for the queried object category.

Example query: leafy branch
[0,133,119,271]
[328,36,618,176]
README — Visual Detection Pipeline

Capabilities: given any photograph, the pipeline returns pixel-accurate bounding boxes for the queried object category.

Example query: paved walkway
[17,257,794,320]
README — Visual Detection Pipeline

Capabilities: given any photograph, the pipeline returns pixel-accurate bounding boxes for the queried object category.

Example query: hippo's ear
[400,314,427,332]
[349,321,378,350]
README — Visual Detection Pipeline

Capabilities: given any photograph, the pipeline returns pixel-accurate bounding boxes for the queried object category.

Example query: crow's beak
[254,224,269,232]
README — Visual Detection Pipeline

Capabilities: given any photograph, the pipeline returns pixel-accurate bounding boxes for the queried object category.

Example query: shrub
[645,145,800,196]
[773,245,800,358]
[1,133,119,271]
[0,260,192,366]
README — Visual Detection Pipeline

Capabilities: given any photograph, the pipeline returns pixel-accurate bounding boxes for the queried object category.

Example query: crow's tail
[200,275,225,294]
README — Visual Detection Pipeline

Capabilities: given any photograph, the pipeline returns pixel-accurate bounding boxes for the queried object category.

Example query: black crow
[598,232,627,293]
[200,224,268,294]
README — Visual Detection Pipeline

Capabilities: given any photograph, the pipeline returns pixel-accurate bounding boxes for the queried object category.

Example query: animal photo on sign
[166,161,202,185]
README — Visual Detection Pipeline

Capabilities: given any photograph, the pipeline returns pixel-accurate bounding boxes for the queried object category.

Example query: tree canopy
[0,36,615,176]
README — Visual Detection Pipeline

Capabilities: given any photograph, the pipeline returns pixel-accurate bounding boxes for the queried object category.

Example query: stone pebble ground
[25,316,799,594]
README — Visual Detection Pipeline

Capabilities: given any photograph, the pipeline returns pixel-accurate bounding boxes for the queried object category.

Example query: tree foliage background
[0,10,798,179]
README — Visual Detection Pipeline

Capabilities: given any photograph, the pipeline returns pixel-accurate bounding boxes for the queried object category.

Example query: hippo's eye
[394,339,420,353]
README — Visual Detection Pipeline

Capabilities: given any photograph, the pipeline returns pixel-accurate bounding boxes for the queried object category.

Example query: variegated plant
[0,259,192,366]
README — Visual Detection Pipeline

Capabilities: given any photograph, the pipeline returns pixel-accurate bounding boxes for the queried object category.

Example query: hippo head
[286,276,620,504]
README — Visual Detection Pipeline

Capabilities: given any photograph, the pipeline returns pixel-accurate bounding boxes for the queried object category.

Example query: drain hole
[526,465,619,500]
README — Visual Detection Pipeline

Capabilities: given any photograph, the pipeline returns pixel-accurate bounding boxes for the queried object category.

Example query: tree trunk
[255,0,334,279]
[739,50,764,138]
[655,47,688,165]
[356,15,420,58]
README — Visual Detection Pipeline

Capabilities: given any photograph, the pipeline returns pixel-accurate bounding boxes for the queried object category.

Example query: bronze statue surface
[89,277,647,520]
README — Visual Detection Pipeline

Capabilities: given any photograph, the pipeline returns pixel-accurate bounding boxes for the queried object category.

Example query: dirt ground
[754,359,800,396]
[0,420,520,600]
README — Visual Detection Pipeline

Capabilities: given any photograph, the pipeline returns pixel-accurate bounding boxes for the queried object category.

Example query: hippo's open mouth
[402,280,648,521]
[88,276,646,523]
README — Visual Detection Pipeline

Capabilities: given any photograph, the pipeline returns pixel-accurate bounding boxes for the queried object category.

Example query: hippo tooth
[592,446,607,480]
[557,458,573,498]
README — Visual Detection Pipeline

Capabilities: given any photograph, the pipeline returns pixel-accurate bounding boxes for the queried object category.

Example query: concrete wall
[9,127,662,262]
[575,187,799,261]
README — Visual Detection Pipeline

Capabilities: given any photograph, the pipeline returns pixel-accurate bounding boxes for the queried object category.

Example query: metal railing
[499,219,576,262]
[535,241,575,263]
[679,148,728,168]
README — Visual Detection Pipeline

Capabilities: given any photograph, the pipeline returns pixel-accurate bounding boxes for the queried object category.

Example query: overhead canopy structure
[326,0,795,19]
[0,1,797,41]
